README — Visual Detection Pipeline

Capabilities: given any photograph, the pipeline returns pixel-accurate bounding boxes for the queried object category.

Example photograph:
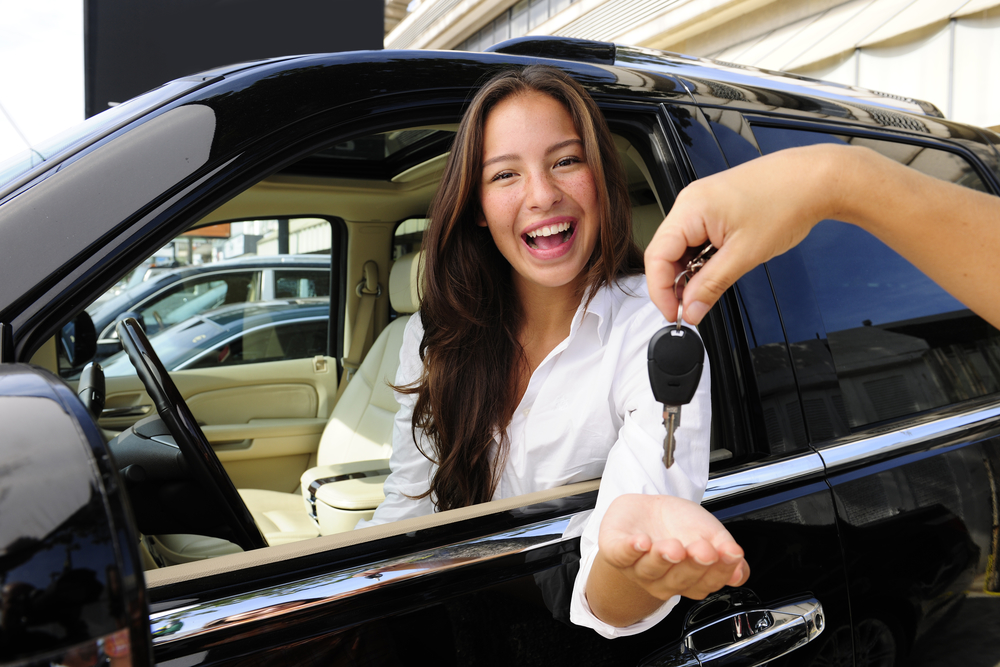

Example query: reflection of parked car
[85,254,331,368]
[101,299,330,376]
[1,36,999,667]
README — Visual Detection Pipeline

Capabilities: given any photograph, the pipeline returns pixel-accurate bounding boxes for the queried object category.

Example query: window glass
[73,216,334,378]
[275,270,331,298]
[529,0,549,29]
[137,275,252,336]
[753,125,1000,428]
[186,319,329,369]
[511,1,529,38]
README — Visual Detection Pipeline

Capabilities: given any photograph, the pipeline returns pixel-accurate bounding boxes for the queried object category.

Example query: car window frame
[744,117,1000,445]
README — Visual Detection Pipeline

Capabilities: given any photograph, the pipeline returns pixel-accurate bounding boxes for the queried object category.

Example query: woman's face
[478,91,599,295]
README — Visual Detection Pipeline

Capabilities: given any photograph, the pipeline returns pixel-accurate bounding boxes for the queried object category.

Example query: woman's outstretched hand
[587,494,750,628]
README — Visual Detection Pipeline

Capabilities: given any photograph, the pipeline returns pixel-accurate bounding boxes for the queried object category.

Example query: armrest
[300,460,391,519]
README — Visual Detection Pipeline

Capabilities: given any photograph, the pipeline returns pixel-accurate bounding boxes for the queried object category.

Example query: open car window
[94,112,682,580]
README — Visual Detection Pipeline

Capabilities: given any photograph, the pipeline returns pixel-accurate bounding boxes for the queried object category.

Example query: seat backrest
[316,251,423,466]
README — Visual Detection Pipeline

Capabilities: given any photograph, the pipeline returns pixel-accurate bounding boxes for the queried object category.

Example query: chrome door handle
[101,404,152,418]
[641,593,824,667]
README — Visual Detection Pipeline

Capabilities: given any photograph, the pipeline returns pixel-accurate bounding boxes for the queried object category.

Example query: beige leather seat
[237,250,423,546]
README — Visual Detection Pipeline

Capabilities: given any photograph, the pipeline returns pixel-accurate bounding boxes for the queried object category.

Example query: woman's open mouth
[523,220,575,251]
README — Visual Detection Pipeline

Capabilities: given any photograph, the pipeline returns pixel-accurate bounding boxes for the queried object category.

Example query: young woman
[359,66,748,637]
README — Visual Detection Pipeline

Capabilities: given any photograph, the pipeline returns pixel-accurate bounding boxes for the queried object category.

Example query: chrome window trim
[703,452,825,504]
[150,515,573,645]
[815,401,1000,475]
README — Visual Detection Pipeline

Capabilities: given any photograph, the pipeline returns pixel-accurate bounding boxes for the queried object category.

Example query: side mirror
[59,311,97,368]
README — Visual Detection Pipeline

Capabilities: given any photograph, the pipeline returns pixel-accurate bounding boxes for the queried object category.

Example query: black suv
[1,37,998,667]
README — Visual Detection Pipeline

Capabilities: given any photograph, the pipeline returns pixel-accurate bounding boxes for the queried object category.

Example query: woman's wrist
[587,547,671,627]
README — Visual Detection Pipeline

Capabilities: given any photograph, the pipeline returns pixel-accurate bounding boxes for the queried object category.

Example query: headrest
[389,251,424,314]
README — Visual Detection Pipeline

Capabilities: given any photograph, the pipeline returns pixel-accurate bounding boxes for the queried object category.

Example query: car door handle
[101,404,152,418]
[640,593,825,667]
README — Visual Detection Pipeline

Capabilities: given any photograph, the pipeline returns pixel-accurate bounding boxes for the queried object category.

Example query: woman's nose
[526,172,562,210]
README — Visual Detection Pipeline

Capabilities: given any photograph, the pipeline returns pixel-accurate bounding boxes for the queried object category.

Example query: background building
[384,0,999,130]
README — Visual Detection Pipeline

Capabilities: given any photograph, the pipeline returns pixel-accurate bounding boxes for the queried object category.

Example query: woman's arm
[645,143,1000,327]
[571,291,748,634]
[586,494,749,627]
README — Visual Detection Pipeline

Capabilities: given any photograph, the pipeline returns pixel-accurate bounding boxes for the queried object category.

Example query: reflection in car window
[275,270,331,298]
[137,278,233,335]
[187,319,329,369]
[754,126,1000,429]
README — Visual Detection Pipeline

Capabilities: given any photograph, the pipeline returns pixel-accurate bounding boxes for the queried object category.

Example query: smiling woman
[356,65,748,638]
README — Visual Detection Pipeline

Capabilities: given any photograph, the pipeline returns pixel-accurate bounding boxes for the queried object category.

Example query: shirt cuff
[568,539,680,638]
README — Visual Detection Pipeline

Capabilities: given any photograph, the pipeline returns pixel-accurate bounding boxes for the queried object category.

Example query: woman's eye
[490,171,514,182]
[556,156,582,168]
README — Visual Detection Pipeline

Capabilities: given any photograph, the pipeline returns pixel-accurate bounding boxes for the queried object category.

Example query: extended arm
[586,494,749,627]
[646,143,1000,327]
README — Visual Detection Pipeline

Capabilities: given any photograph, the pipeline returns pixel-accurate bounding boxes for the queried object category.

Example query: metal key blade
[663,404,681,467]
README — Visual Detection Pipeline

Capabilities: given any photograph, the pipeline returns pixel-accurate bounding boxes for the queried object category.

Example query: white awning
[784,0,915,70]
[860,0,973,47]
[710,0,1000,72]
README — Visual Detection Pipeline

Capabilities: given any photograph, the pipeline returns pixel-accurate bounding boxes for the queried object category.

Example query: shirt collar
[568,278,626,347]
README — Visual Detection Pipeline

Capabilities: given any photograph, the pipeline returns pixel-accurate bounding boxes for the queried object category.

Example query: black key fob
[647,325,704,406]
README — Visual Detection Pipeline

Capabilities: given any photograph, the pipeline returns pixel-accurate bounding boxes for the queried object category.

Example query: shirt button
[523,408,530,415]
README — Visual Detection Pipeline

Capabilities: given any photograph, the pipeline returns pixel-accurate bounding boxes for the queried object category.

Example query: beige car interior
[37,126,684,575]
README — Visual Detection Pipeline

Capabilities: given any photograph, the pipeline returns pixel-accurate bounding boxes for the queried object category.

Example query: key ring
[673,244,715,330]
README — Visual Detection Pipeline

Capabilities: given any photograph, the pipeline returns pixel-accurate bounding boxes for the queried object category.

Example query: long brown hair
[405,65,643,511]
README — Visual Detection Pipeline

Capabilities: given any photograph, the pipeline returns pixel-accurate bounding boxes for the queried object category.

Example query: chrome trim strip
[704,452,825,503]
[150,515,573,645]
[817,403,1000,474]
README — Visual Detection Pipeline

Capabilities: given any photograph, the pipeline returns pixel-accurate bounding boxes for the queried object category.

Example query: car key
[648,322,705,467]
[647,243,713,467]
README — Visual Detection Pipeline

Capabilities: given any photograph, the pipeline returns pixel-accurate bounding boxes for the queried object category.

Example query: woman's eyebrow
[481,138,584,170]
[545,138,583,154]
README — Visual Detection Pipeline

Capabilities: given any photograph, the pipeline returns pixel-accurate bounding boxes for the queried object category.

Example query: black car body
[1,37,998,666]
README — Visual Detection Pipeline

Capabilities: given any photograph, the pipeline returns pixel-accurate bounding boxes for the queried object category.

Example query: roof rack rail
[486,36,615,66]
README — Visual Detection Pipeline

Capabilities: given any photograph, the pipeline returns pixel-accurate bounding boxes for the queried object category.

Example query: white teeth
[527,221,571,238]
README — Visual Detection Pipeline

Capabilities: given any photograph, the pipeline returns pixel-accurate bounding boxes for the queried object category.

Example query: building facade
[385,0,1000,129]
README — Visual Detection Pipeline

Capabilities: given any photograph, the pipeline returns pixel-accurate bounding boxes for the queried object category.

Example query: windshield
[0,79,210,193]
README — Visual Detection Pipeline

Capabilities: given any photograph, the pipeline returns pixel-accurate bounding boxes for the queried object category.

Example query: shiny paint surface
[0,37,998,667]
[0,364,150,665]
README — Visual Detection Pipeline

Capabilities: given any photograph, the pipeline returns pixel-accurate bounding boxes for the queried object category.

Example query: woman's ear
[476,214,488,228]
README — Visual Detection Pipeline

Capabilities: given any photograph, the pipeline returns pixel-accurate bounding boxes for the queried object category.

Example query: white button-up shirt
[358,274,711,638]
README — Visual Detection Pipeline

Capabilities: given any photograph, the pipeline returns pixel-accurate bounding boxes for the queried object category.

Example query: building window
[457,0,576,51]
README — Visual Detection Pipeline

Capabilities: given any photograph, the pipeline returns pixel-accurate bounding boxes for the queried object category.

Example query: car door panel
[820,418,1000,666]
[145,457,842,665]
[102,356,337,490]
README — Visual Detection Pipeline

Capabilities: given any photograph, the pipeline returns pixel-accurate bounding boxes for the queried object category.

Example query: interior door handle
[640,592,825,667]
[101,404,152,418]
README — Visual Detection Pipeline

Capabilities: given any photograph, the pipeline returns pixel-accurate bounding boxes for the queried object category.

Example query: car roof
[87,254,329,326]
[4,36,998,340]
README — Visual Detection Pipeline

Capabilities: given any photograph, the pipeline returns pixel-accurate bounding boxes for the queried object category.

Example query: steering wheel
[116,317,267,551]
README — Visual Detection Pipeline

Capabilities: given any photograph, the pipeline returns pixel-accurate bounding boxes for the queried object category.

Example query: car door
[136,93,837,667]
[729,118,1000,665]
